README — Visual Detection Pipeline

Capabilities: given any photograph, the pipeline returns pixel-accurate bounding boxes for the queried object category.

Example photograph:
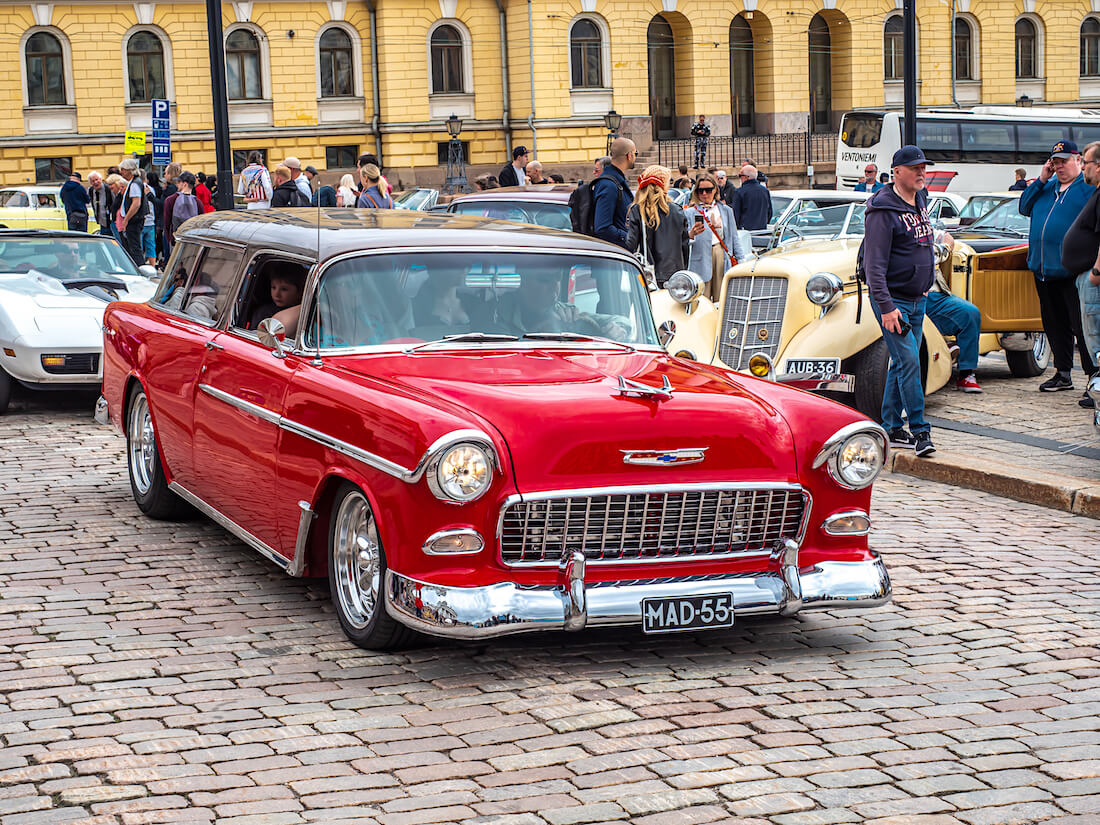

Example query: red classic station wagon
[97,210,891,650]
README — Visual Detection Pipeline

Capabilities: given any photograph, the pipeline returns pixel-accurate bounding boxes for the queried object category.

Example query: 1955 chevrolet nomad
[97,210,891,650]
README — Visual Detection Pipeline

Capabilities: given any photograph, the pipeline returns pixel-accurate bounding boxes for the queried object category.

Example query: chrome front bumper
[777,372,856,393]
[385,550,891,639]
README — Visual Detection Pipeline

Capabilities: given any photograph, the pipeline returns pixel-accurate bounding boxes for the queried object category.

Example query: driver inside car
[494,264,630,340]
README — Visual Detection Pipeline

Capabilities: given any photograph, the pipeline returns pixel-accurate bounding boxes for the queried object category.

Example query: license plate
[785,357,841,376]
[641,593,734,634]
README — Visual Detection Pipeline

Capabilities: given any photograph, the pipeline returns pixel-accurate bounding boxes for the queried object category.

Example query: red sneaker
[956,374,983,393]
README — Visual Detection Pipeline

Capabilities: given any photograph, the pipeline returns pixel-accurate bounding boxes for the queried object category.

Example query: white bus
[836,108,1100,196]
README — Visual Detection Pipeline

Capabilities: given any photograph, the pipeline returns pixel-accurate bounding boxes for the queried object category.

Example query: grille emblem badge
[621,448,708,466]
[757,328,769,341]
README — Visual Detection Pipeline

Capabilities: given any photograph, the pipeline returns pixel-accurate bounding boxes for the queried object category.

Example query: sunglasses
[696,186,715,193]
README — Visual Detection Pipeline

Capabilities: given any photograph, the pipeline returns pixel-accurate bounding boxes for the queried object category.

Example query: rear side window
[154,242,201,308]
[178,246,243,323]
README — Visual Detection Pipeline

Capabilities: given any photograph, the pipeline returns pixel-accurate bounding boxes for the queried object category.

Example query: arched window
[127,30,166,102]
[1016,18,1037,79]
[319,28,353,97]
[570,19,603,88]
[1083,18,1100,77]
[430,24,464,93]
[730,15,754,133]
[954,17,974,81]
[884,15,903,81]
[226,28,262,99]
[25,31,66,105]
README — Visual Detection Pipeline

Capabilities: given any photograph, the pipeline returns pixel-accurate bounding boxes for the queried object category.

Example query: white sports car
[0,230,158,412]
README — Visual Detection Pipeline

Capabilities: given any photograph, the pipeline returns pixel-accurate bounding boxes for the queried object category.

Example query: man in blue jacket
[592,137,635,248]
[1019,140,1097,392]
[59,171,90,232]
[863,145,938,457]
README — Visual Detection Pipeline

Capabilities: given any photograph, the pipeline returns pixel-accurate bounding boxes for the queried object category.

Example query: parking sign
[151,99,171,165]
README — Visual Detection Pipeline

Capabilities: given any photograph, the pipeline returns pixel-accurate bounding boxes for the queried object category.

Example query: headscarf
[633,164,671,229]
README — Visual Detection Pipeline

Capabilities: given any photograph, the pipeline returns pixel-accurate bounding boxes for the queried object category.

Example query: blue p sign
[152,99,169,121]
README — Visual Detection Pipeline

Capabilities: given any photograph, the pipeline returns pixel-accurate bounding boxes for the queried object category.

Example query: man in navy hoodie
[59,171,90,232]
[863,145,938,457]
[1019,139,1097,393]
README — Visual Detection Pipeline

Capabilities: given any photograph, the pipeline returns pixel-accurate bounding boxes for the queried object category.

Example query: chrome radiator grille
[718,276,787,370]
[500,487,806,565]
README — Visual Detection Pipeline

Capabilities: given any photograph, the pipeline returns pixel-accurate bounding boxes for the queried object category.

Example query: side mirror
[257,317,287,358]
[138,264,158,280]
[657,319,676,348]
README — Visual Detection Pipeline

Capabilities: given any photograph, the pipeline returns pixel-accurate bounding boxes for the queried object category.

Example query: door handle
[205,340,224,351]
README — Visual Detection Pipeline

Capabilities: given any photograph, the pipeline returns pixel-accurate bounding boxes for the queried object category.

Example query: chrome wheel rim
[333,491,382,630]
[128,393,156,495]
[1033,334,1050,370]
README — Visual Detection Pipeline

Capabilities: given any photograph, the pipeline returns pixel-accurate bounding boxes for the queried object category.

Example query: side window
[154,242,201,308]
[230,256,310,334]
[179,246,243,323]
[939,201,958,219]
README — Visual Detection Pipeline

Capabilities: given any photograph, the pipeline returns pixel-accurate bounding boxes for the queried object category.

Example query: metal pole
[205,0,233,210]
[903,0,917,146]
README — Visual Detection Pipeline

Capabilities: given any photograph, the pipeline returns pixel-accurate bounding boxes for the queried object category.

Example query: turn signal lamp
[748,354,773,378]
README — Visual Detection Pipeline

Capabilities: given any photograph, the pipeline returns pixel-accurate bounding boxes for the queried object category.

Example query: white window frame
[19,27,74,108]
[316,22,363,99]
[568,14,611,91]
[223,22,271,101]
[953,13,980,83]
[426,18,474,119]
[1014,14,1043,80]
[121,25,175,105]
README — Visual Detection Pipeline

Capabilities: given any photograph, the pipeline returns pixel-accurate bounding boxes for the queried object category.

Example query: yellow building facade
[4,0,1100,186]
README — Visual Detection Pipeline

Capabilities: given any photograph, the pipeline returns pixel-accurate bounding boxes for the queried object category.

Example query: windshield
[449,200,573,231]
[778,203,864,243]
[960,195,1009,221]
[394,190,435,211]
[0,236,139,279]
[304,251,657,350]
[969,199,1029,234]
[841,113,884,148]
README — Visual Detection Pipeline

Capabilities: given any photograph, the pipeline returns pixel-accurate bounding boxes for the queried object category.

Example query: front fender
[779,294,884,364]
[649,289,720,363]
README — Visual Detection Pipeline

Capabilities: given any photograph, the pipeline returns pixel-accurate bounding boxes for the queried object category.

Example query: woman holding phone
[687,171,750,302]
[625,165,690,287]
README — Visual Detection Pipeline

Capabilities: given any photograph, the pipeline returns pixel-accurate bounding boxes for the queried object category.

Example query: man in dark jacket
[1019,139,1096,392]
[592,137,635,248]
[732,165,771,230]
[863,145,938,457]
[60,171,90,231]
[87,172,112,235]
[716,170,736,206]
[498,146,529,188]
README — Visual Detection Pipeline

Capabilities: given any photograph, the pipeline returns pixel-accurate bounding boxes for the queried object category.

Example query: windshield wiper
[407,332,520,352]
[522,332,635,351]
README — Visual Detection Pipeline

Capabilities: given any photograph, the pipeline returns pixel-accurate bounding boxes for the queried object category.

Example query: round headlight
[430,444,493,502]
[832,432,884,489]
[806,273,842,306]
[666,270,703,304]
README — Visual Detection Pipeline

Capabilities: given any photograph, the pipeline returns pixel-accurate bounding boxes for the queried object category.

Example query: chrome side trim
[198,383,281,425]
[288,500,316,576]
[822,510,871,537]
[167,481,290,571]
[280,416,416,479]
[384,553,891,639]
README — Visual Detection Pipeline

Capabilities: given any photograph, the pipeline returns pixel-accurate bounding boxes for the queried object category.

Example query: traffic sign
[151,99,171,165]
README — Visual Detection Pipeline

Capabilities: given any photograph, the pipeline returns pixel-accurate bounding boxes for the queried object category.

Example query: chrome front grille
[500,487,807,566]
[718,276,787,370]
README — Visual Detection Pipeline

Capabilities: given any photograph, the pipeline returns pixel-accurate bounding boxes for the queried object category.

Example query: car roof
[174,208,630,260]
[770,189,870,200]
[967,191,1021,199]
[0,228,110,240]
[449,185,576,204]
[0,185,61,193]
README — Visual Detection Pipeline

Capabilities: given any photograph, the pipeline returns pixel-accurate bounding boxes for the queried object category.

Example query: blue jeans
[1079,272,1100,367]
[925,290,981,373]
[141,225,155,259]
[871,296,929,435]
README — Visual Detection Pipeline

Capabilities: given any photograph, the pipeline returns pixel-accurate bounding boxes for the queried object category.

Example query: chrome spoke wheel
[1034,333,1050,370]
[128,393,157,496]
[332,491,382,630]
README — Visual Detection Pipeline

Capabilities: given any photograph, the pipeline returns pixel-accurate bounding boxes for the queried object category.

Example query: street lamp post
[603,109,622,156]
[444,114,467,194]
[204,0,233,210]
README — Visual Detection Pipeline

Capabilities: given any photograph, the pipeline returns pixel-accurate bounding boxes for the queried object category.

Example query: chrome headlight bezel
[426,442,495,503]
[805,272,843,307]
[666,270,705,305]
[812,422,888,490]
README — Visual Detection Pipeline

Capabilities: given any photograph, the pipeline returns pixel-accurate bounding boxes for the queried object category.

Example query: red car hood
[336,350,798,493]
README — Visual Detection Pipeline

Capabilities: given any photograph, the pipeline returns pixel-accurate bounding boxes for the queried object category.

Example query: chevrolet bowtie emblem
[621,448,708,466]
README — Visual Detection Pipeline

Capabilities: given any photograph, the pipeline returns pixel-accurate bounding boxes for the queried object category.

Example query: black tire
[0,368,11,414]
[126,383,190,520]
[327,482,419,651]
[850,339,890,422]
[1005,333,1050,378]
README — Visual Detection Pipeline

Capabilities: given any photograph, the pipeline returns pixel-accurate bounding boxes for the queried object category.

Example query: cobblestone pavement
[924,353,1099,482]
[2,393,1099,825]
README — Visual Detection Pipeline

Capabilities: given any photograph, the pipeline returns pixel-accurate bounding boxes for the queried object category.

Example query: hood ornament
[621,448,708,466]
[616,374,673,401]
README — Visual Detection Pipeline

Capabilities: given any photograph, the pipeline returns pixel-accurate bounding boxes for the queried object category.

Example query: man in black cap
[862,145,939,457]
[1020,139,1096,394]
[499,146,530,187]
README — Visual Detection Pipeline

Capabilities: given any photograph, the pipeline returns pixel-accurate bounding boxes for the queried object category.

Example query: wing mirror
[257,317,287,358]
[657,320,676,348]
[138,264,158,280]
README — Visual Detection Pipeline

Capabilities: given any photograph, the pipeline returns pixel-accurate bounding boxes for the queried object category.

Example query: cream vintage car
[0,185,99,231]
[654,202,1047,420]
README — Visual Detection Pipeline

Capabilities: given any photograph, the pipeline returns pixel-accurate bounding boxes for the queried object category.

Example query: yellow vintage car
[0,185,99,232]
[654,202,1045,420]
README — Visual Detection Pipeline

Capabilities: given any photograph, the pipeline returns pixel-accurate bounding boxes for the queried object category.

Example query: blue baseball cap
[1050,140,1080,158]
[891,145,933,167]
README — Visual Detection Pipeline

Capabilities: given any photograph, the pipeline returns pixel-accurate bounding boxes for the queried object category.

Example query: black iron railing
[656,132,838,169]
